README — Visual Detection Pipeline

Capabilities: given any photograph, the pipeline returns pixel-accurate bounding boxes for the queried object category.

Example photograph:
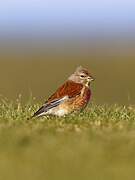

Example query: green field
[0,97,135,180]
[0,52,135,179]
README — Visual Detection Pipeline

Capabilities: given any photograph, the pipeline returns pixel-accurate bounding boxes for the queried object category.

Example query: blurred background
[0,0,135,105]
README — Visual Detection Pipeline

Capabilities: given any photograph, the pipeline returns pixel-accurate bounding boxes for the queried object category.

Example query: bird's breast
[72,86,91,109]
[81,86,91,101]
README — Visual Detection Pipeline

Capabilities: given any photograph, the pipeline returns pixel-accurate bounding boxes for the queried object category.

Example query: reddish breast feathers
[72,86,91,110]
[84,87,91,102]
[81,86,91,106]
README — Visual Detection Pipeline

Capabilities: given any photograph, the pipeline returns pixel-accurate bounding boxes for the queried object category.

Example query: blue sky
[0,0,135,38]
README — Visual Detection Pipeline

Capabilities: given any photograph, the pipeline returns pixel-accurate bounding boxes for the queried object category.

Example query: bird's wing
[47,80,83,103]
[33,96,68,117]
[32,81,83,118]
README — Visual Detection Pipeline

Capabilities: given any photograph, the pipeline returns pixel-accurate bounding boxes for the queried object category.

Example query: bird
[31,66,94,118]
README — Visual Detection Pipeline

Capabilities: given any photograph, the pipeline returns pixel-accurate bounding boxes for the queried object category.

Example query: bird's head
[68,66,94,86]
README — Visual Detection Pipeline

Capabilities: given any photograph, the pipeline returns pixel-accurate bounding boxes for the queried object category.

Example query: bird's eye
[80,75,85,78]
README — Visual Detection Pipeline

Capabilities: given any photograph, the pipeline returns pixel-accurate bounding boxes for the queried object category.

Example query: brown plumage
[31,66,94,118]
[47,81,83,102]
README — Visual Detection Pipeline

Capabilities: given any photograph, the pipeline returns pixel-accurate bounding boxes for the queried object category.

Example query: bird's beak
[88,76,95,82]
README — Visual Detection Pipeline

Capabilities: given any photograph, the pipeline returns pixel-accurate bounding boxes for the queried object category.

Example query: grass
[0,40,135,179]
[0,97,135,180]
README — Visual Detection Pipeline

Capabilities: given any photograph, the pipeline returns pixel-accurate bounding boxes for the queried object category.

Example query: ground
[0,98,135,180]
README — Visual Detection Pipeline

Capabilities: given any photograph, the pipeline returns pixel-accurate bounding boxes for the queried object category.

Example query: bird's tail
[28,96,68,119]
